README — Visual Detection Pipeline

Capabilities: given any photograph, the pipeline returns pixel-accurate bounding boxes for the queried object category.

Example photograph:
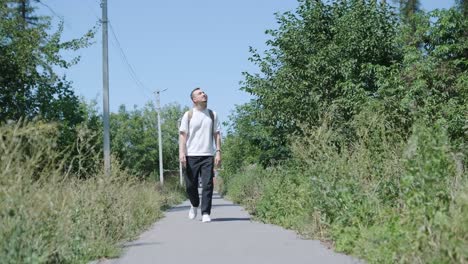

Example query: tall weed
[223,114,467,263]
[0,122,184,263]
[223,164,269,213]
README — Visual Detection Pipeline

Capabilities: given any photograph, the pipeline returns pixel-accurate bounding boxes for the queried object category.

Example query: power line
[108,21,153,98]
[81,0,151,98]
[83,0,101,20]
[40,0,153,101]
[37,1,77,33]
[37,1,61,19]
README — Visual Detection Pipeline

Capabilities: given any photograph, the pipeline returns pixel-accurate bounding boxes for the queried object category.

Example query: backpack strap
[208,109,215,138]
[187,109,193,128]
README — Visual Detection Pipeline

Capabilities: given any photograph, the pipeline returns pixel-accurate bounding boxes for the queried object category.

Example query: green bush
[223,115,467,263]
[402,121,456,217]
[223,164,269,213]
[255,166,312,229]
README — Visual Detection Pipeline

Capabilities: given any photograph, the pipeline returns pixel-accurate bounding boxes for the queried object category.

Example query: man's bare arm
[214,131,222,168]
[179,132,187,167]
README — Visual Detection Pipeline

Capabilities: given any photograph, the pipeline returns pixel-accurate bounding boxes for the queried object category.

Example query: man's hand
[215,152,221,168]
[180,154,186,168]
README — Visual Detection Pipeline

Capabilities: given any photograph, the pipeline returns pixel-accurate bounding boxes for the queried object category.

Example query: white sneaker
[188,206,197,220]
[202,214,211,223]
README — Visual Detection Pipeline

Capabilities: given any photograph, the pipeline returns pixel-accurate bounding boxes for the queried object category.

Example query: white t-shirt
[179,108,221,156]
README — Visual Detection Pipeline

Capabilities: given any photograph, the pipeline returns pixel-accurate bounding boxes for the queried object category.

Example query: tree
[456,0,467,20]
[239,0,400,160]
[12,0,39,25]
[110,103,187,178]
[0,0,97,167]
[223,100,289,171]
[394,0,421,38]
[398,0,420,22]
[229,0,466,167]
[0,0,95,124]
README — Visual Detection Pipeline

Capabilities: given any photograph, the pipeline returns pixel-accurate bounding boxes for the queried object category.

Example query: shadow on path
[123,242,161,249]
[211,217,251,222]
[167,204,240,212]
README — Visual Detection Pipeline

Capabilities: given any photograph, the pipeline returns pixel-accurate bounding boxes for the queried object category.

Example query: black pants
[185,156,214,215]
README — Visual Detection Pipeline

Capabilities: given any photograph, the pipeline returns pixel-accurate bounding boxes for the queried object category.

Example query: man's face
[192,89,208,103]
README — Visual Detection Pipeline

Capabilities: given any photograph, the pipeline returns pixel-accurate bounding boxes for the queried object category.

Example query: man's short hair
[190,87,201,100]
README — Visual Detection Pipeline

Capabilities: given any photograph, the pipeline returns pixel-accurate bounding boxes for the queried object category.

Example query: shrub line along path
[99,191,362,264]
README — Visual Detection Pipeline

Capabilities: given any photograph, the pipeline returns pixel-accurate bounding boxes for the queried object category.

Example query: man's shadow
[211,217,251,222]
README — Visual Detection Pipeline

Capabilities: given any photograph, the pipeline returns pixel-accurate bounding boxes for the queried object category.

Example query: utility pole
[178,118,184,187]
[101,0,111,176]
[155,90,166,185]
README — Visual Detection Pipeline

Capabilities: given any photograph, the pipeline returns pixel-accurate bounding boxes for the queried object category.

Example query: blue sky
[38,0,455,128]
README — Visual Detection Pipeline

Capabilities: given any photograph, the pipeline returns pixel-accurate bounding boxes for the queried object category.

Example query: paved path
[105,192,362,264]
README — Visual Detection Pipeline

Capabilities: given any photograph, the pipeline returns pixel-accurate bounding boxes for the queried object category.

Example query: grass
[0,122,185,263]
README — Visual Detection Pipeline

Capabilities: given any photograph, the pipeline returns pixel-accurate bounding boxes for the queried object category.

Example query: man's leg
[185,156,201,208]
[200,156,214,216]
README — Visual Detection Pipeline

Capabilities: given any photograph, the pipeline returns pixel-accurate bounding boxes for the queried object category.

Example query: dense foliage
[110,103,188,178]
[222,0,467,263]
[0,0,96,152]
[226,0,466,169]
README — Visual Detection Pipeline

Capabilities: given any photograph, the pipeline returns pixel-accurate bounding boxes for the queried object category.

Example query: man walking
[179,87,221,222]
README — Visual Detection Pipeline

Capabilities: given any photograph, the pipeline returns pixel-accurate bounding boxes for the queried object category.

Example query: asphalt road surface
[100,192,362,264]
